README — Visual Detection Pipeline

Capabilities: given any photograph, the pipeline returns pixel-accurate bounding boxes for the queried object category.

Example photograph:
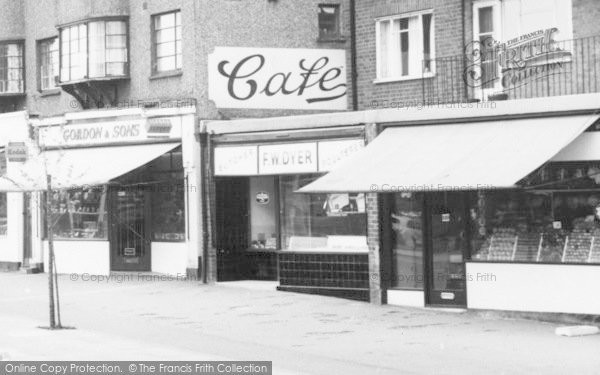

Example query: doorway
[215,178,250,281]
[110,187,151,271]
[425,192,468,307]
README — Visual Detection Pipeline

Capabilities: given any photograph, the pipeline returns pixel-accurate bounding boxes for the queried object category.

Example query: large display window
[246,175,368,252]
[0,193,7,236]
[150,173,185,242]
[121,147,185,242]
[280,175,367,252]
[470,189,600,264]
[48,187,108,240]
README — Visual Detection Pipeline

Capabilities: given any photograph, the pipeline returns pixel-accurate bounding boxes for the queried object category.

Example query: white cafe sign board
[208,47,348,110]
[215,139,364,176]
[38,117,182,148]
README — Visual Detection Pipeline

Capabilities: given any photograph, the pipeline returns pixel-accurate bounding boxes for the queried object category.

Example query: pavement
[0,272,599,375]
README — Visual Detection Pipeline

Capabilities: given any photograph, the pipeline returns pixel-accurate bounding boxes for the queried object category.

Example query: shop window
[470,189,600,264]
[249,176,279,250]
[59,19,128,82]
[376,10,435,81]
[38,37,59,91]
[318,4,341,40]
[150,175,185,242]
[152,10,182,74]
[0,42,24,94]
[48,187,108,240]
[0,193,7,236]
[280,175,367,252]
[390,193,424,290]
[148,148,185,242]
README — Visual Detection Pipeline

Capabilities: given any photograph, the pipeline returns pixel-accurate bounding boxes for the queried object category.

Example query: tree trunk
[46,175,56,329]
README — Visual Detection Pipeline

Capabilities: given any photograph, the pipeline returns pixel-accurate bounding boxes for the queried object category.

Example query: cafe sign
[208,47,348,110]
[38,117,182,148]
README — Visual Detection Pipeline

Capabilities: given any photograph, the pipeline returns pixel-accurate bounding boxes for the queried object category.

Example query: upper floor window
[0,42,24,94]
[318,4,341,40]
[152,10,182,74]
[376,11,434,82]
[59,19,128,83]
[38,38,59,91]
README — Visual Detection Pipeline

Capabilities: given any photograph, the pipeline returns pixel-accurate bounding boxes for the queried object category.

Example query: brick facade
[1,0,354,118]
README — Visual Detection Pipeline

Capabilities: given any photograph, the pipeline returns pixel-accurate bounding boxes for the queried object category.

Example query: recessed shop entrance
[215,177,279,282]
[110,187,151,271]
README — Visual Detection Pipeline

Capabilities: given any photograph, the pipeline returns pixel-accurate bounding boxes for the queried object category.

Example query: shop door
[110,188,151,271]
[215,178,249,281]
[426,193,468,307]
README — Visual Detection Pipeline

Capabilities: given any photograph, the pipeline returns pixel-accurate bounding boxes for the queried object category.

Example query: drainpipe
[200,130,209,284]
[350,0,358,111]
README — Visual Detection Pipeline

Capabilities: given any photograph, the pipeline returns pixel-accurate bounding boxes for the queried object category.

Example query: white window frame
[0,42,25,94]
[38,37,59,91]
[375,9,435,83]
[59,18,129,83]
[472,0,503,97]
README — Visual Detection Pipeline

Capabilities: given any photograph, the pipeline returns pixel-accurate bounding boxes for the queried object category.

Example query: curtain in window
[378,20,390,78]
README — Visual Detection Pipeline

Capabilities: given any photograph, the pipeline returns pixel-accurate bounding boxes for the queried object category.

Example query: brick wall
[9,0,354,118]
[354,0,466,110]
[356,0,600,108]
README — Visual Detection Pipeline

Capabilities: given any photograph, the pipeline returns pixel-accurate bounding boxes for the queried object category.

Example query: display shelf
[514,233,542,262]
[589,236,600,263]
[487,229,517,261]
[562,230,593,263]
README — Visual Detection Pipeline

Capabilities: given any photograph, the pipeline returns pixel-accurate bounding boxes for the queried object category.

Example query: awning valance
[299,114,600,193]
[0,143,180,192]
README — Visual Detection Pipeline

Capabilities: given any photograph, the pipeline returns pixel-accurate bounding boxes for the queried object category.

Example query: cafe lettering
[209,47,348,110]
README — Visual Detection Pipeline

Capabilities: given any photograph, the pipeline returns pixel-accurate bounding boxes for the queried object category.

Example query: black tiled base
[278,252,369,301]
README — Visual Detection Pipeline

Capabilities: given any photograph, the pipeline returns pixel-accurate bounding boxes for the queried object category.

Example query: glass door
[110,187,151,271]
[426,192,468,306]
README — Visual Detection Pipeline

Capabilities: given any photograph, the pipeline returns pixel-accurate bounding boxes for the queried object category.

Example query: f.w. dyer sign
[208,47,348,110]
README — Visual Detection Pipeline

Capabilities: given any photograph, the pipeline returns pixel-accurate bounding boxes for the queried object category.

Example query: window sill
[150,70,183,80]
[42,238,108,242]
[0,92,26,97]
[39,89,61,97]
[317,36,347,43]
[373,72,435,84]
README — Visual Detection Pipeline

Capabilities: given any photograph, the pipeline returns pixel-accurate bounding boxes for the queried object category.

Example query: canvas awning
[299,114,600,193]
[0,142,180,192]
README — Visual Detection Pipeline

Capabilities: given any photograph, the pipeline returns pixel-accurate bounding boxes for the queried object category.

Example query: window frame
[37,37,59,92]
[151,9,182,76]
[472,0,502,95]
[375,9,435,83]
[58,16,130,84]
[318,3,342,41]
[0,39,25,95]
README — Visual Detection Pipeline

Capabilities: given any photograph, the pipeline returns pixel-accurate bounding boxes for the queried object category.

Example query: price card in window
[442,213,451,222]
[553,221,562,229]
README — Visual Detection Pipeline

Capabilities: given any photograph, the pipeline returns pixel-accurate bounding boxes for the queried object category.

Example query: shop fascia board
[29,107,197,130]
[64,106,196,121]
[202,93,600,135]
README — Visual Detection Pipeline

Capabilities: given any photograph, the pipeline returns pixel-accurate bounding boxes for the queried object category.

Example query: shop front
[299,94,600,314]
[210,125,370,300]
[0,111,30,271]
[0,107,200,277]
